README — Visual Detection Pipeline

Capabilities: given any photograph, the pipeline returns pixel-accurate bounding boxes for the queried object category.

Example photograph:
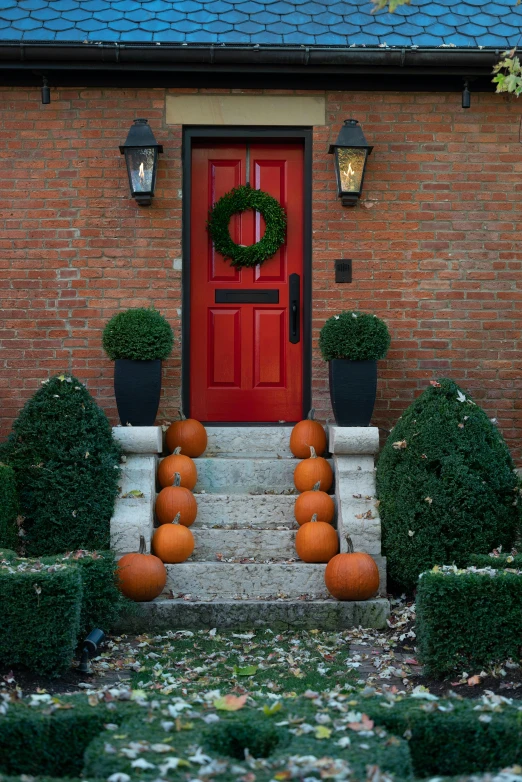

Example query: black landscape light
[78,628,105,674]
[328,119,373,206]
[462,80,471,109]
[119,118,163,206]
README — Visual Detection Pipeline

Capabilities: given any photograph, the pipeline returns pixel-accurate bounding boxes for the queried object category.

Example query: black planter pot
[328,359,377,427]
[114,359,162,426]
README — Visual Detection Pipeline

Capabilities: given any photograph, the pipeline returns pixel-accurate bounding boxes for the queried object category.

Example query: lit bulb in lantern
[347,162,355,190]
[138,161,145,183]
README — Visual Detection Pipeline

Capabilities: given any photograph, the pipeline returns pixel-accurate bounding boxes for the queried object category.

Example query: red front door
[189,142,304,422]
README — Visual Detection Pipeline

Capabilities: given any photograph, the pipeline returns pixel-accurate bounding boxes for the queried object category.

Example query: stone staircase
[111,425,390,631]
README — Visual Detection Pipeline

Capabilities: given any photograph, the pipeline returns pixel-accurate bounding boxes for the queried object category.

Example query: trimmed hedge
[377,378,520,592]
[0,464,19,551]
[416,566,522,675]
[0,562,82,676]
[319,310,390,361]
[2,374,121,556]
[102,307,173,361]
[468,552,522,569]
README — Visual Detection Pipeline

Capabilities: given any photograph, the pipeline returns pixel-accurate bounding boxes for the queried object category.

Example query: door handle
[289,273,300,344]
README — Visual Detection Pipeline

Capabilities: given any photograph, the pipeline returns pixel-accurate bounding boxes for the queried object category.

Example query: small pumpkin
[158,447,198,490]
[324,536,380,601]
[294,446,333,493]
[156,472,197,527]
[166,411,207,458]
[153,513,195,564]
[295,514,339,563]
[117,535,167,602]
[289,408,327,459]
[294,480,335,526]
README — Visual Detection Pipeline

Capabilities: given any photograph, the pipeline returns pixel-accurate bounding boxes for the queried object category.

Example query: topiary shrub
[102,307,173,361]
[377,378,520,592]
[319,311,390,361]
[0,464,19,551]
[2,374,121,556]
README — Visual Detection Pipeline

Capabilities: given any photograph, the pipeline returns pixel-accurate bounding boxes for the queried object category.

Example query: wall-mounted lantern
[328,119,373,207]
[119,118,163,206]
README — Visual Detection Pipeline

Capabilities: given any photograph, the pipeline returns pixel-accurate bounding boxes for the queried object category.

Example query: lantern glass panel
[336,147,367,194]
[125,147,156,195]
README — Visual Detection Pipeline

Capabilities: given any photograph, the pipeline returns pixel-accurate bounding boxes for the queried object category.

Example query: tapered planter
[328,359,377,427]
[114,359,162,426]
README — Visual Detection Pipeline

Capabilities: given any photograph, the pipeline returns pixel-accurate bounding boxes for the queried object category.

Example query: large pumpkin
[156,472,197,527]
[324,536,380,600]
[294,480,335,526]
[117,535,166,602]
[158,447,197,490]
[166,412,207,458]
[294,446,333,493]
[295,514,338,563]
[289,408,327,459]
[153,514,195,564]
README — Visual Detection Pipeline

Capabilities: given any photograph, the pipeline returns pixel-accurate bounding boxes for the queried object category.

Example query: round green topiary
[377,378,521,593]
[2,374,121,556]
[103,307,173,361]
[319,311,390,361]
[207,184,287,269]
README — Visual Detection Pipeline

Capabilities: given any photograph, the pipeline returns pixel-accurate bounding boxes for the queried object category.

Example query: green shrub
[0,465,19,551]
[415,566,522,676]
[102,307,173,361]
[376,379,520,592]
[319,311,390,361]
[2,374,121,556]
[468,552,522,569]
[0,562,82,676]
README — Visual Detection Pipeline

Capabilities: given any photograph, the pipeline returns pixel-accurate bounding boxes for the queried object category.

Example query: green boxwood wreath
[207,184,287,268]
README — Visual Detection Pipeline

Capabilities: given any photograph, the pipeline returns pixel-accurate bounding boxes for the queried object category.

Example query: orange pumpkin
[156,472,197,527]
[289,408,327,458]
[294,480,335,526]
[324,537,380,601]
[117,535,167,602]
[294,446,333,493]
[158,447,197,490]
[166,412,207,458]
[153,513,195,564]
[295,514,339,563]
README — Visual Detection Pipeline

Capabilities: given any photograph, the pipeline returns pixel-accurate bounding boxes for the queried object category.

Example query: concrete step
[189,528,297,561]
[191,494,300,528]
[191,457,334,495]
[204,426,295,458]
[112,454,156,555]
[164,560,386,599]
[116,597,390,632]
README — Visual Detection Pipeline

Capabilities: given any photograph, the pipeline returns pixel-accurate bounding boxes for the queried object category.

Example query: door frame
[181,126,313,424]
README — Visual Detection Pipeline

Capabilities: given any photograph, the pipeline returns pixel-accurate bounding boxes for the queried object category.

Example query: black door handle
[289,273,300,344]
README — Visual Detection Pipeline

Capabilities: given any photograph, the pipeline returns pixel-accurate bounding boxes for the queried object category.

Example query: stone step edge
[115,597,390,632]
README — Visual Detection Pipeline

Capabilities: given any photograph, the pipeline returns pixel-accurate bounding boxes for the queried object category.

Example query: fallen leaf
[262,701,282,716]
[392,440,407,450]
[213,694,247,711]
[315,725,332,739]
[468,675,481,686]
[233,665,257,676]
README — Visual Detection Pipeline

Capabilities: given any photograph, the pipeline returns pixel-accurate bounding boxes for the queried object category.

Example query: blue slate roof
[0,0,520,49]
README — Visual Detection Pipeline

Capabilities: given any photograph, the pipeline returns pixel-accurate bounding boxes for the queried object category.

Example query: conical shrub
[377,379,520,592]
[3,374,121,556]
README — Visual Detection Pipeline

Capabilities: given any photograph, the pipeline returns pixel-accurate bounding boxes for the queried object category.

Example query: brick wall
[1,86,521,461]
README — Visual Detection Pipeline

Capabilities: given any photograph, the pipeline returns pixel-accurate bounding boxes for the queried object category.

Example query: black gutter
[0,41,502,75]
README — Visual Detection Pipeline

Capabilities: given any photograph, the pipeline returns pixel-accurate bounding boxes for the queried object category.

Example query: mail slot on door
[215,289,280,304]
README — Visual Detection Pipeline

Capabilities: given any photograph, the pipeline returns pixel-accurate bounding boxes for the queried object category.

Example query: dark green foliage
[205,718,288,759]
[0,564,82,676]
[319,311,391,361]
[377,379,520,592]
[416,568,522,675]
[41,550,122,637]
[207,184,287,268]
[363,694,522,777]
[468,552,522,569]
[0,465,18,551]
[102,307,174,360]
[3,374,121,556]
[0,700,127,777]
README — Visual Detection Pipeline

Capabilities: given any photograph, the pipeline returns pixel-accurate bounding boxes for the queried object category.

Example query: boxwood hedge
[0,464,19,551]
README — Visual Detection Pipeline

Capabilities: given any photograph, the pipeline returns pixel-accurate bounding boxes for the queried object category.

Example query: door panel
[190,141,304,422]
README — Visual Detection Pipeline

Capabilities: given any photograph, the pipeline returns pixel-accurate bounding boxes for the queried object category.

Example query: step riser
[115,598,391,632]
[188,494,304,529]
[204,427,295,458]
[189,529,297,560]
[191,457,334,494]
